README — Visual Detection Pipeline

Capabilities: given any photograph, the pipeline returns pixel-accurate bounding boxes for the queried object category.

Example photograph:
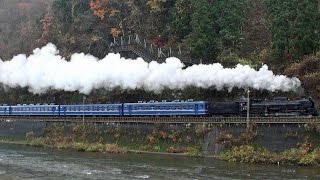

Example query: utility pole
[82,96,86,124]
[246,89,250,130]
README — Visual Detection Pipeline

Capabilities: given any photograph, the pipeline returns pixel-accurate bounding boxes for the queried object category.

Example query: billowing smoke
[0,43,301,94]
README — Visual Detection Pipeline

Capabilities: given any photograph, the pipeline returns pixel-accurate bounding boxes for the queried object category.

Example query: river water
[0,143,319,180]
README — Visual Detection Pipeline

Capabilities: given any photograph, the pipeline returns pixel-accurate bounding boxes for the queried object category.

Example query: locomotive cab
[301,98,318,116]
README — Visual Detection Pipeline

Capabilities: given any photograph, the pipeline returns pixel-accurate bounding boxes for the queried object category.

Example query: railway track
[0,116,319,124]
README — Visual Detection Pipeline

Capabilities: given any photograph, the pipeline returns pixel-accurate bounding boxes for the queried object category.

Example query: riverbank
[1,137,320,166]
[219,144,320,166]
[0,138,204,158]
[0,121,320,166]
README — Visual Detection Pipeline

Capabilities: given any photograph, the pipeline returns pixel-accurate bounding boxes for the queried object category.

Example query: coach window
[182,105,187,109]
[189,105,193,109]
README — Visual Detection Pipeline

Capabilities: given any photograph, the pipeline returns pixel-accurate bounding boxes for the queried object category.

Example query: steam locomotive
[209,97,318,117]
[0,97,317,117]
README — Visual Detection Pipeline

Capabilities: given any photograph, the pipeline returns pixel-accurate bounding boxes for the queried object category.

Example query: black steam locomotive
[209,97,318,117]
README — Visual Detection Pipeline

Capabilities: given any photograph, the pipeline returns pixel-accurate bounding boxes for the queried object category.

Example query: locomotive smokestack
[0,43,302,94]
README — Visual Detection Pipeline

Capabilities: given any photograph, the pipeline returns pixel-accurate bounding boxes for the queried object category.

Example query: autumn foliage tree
[89,0,110,20]
[40,11,54,43]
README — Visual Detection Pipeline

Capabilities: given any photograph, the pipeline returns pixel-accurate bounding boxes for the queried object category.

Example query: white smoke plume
[0,43,301,94]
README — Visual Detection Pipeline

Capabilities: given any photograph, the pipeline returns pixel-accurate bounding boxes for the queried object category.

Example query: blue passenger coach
[60,103,123,116]
[123,101,208,116]
[10,104,60,116]
[0,105,11,116]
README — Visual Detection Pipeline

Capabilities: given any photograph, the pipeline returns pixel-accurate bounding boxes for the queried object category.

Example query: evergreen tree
[212,0,248,50]
[266,0,320,62]
[168,0,193,40]
[186,0,217,62]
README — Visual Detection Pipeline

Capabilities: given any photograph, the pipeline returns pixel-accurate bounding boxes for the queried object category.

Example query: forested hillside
[0,0,319,105]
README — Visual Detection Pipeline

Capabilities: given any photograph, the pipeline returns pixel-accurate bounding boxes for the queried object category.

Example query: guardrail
[0,116,319,124]
[110,34,200,65]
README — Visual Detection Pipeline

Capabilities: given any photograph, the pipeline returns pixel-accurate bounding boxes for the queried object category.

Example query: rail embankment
[0,118,319,165]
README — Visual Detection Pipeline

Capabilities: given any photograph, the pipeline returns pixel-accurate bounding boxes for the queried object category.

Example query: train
[0,97,318,117]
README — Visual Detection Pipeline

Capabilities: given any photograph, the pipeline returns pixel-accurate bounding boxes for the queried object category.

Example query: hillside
[0,0,319,106]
